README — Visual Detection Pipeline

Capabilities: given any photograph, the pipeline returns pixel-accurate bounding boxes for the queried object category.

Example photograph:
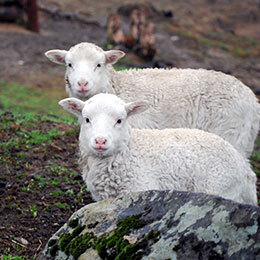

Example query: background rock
[38,190,260,260]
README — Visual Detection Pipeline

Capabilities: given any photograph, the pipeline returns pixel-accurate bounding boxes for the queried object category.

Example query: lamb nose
[77,81,88,87]
[95,137,107,145]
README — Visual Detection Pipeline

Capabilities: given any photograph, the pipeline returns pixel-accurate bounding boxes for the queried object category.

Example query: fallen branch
[34,239,42,259]
[11,239,27,248]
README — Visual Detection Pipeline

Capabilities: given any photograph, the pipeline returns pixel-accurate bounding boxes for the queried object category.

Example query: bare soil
[0,0,260,94]
[0,0,260,259]
[0,112,93,259]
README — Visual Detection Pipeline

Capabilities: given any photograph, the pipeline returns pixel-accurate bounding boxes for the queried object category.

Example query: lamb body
[59,93,257,205]
[46,42,260,158]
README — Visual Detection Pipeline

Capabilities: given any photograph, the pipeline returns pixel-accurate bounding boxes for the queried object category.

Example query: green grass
[114,66,132,71]
[29,205,38,218]
[2,255,26,260]
[1,126,64,150]
[177,30,260,58]
[0,81,76,124]
[55,202,68,209]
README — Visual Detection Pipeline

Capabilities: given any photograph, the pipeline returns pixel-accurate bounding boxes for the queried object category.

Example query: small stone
[18,60,24,65]
[171,35,179,42]
[18,237,29,246]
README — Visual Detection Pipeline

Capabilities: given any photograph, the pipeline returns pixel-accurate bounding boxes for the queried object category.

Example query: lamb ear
[104,50,125,64]
[58,98,85,117]
[125,101,149,117]
[45,50,68,65]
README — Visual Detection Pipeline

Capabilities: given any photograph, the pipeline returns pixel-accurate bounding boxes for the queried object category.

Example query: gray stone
[38,190,260,260]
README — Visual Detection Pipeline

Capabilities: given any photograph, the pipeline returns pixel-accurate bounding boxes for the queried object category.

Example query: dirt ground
[0,112,93,259]
[0,0,260,94]
[0,0,260,259]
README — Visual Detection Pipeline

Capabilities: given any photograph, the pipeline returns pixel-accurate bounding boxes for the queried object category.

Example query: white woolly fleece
[59,93,257,205]
[46,42,260,158]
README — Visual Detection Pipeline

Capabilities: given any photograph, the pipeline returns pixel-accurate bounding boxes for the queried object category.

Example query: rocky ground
[0,0,260,259]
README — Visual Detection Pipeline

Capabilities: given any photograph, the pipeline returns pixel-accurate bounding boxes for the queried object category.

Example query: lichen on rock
[38,190,260,260]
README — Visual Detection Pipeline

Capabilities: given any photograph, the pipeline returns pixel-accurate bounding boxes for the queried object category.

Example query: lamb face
[45,43,125,100]
[59,93,148,157]
[81,95,130,157]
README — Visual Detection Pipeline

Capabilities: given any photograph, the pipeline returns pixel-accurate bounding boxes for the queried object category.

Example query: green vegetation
[0,111,76,172]
[49,244,59,257]
[68,218,79,228]
[29,205,38,218]
[0,107,87,256]
[48,214,160,259]
[55,202,68,209]
[48,239,57,247]
[59,225,87,253]
[94,214,149,259]
[50,189,65,196]
[2,255,26,260]
[177,30,260,58]
[114,66,131,71]
[0,81,76,124]
[2,123,68,151]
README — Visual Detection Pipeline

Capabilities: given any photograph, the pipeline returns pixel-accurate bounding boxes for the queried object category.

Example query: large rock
[38,190,260,260]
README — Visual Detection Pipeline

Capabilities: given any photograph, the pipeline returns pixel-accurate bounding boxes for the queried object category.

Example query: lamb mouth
[94,147,107,152]
[78,90,88,94]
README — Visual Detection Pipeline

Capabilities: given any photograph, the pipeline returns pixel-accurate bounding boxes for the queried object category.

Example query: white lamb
[59,93,257,205]
[46,42,260,158]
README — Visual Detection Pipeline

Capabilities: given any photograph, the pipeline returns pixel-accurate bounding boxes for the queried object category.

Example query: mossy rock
[38,190,260,260]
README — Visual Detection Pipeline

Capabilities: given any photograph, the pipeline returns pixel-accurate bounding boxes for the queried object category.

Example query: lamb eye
[86,118,90,123]
[68,63,72,68]
[117,119,122,124]
[97,63,101,68]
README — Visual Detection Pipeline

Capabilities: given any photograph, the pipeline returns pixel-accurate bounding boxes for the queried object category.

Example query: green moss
[93,214,150,259]
[115,229,161,260]
[146,230,161,243]
[116,239,129,252]
[69,218,79,228]
[115,214,148,238]
[56,214,159,259]
[115,243,143,260]
[94,234,112,258]
[48,239,57,247]
[59,225,86,253]
[71,225,85,237]
[58,225,93,258]
[59,233,73,252]
[68,232,95,259]
[49,244,59,257]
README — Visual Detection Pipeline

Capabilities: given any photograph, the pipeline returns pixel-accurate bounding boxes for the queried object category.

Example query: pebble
[18,237,29,246]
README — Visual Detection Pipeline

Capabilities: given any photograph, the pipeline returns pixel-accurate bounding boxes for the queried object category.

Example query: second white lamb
[59,93,257,205]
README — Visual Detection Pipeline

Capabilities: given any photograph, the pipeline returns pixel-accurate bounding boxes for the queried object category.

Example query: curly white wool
[46,42,260,158]
[59,93,257,205]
